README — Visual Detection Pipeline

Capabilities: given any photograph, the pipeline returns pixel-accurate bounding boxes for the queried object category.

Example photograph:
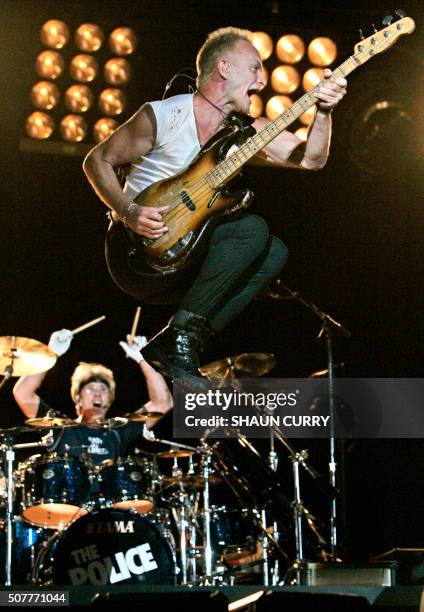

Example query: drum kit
[0,309,340,588]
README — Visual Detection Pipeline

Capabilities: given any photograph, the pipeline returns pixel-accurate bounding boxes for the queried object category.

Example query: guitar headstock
[353,15,415,61]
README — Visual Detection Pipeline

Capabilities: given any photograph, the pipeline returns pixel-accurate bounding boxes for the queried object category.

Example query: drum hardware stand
[265,280,350,562]
[1,431,52,586]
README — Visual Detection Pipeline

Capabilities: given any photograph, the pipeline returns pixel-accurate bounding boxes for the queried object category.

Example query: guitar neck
[208,56,358,187]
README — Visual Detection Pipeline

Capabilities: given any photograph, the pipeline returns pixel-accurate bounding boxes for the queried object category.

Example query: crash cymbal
[0,336,56,377]
[199,352,277,379]
[25,417,77,428]
[157,449,195,459]
[164,474,222,488]
[123,411,164,422]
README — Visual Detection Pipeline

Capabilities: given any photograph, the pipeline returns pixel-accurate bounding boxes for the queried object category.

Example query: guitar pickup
[180,190,196,211]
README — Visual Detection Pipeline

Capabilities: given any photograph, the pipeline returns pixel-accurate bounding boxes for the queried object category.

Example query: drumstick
[128,307,141,346]
[71,315,106,335]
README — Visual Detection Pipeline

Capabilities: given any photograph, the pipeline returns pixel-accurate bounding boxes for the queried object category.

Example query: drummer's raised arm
[13,329,73,418]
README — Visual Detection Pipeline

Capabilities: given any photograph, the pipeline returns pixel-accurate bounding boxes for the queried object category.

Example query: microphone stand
[266,280,351,561]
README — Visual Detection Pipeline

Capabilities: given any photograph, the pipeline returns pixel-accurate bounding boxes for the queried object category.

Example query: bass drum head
[49,508,176,585]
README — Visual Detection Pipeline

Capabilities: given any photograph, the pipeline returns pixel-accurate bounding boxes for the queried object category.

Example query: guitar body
[119,117,255,272]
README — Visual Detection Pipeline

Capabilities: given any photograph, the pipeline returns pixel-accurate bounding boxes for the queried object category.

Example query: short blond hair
[70,362,116,403]
[196,26,253,86]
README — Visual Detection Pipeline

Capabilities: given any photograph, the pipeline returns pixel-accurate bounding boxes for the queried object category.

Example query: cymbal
[0,336,56,377]
[25,417,77,428]
[91,417,128,429]
[123,411,164,422]
[309,363,345,378]
[199,352,277,379]
[157,449,195,459]
[164,474,222,488]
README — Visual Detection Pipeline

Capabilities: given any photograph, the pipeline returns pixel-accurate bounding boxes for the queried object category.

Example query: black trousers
[106,215,288,333]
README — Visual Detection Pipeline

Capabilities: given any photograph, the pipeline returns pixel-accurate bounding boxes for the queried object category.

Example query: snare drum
[21,454,90,529]
[99,457,154,514]
[33,508,176,585]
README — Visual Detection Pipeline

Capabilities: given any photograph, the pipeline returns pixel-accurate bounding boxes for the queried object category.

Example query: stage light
[295,126,308,141]
[104,58,132,86]
[93,118,119,143]
[250,31,273,61]
[276,34,305,64]
[40,19,70,49]
[308,37,337,67]
[249,94,263,118]
[60,114,88,142]
[299,105,316,126]
[302,67,324,91]
[35,50,64,80]
[70,54,99,83]
[270,65,300,94]
[65,84,94,113]
[265,95,293,120]
[26,111,55,139]
[99,88,126,116]
[31,81,60,110]
[75,23,104,53]
[109,27,137,56]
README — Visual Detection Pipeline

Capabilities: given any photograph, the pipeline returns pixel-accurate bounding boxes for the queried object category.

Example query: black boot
[143,310,210,382]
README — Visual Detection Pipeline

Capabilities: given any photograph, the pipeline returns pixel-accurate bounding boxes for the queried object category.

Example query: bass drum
[33,508,176,586]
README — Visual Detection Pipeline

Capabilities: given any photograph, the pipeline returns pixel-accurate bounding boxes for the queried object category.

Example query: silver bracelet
[121,201,138,227]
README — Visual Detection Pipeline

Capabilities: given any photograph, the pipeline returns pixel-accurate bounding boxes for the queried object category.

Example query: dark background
[0,0,423,563]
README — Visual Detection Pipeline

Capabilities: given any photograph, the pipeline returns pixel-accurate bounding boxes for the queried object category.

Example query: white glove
[48,329,73,356]
[119,334,148,364]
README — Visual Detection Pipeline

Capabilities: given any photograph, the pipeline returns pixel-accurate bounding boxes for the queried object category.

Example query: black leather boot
[143,310,210,382]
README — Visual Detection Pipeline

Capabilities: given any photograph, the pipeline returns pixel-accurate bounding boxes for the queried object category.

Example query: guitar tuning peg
[382,15,394,26]
[371,23,378,33]
[395,8,406,18]
[358,28,364,40]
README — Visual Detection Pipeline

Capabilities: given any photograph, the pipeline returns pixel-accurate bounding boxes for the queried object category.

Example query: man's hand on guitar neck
[315,68,347,113]
[122,203,170,240]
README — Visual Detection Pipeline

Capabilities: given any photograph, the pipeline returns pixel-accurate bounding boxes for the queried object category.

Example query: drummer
[12,330,172,464]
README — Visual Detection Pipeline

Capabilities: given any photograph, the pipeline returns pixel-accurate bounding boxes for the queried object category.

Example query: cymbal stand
[201,446,213,583]
[267,431,281,585]
[267,281,350,561]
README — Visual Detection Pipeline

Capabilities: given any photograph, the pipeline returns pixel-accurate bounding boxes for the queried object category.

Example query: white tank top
[124,93,201,199]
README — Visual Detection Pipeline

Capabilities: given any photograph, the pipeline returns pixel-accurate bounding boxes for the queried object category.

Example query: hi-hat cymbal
[164,474,222,488]
[25,416,77,428]
[0,336,56,377]
[123,411,164,422]
[199,352,277,380]
[157,449,195,459]
[91,417,128,429]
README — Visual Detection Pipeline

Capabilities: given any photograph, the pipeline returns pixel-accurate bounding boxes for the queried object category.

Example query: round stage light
[307,37,337,67]
[302,67,324,92]
[249,94,263,118]
[75,23,104,52]
[299,105,316,126]
[109,27,137,56]
[265,95,293,121]
[270,65,300,94]
[31,81,60,110]
[26,112,55,139]
[60,114,88,142]
[104,58,132,86]
[250,31,273,61]
[35,50,64,80]
[276,34,305,64]
[295,127,308,141]
[93,117,119,143]
[70,54,99,83]
[65,85,94,113]
[40,19,70,49]
[99,88,127,116]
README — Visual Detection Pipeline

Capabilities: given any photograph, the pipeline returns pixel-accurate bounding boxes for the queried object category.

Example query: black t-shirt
[38,398,145,465]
